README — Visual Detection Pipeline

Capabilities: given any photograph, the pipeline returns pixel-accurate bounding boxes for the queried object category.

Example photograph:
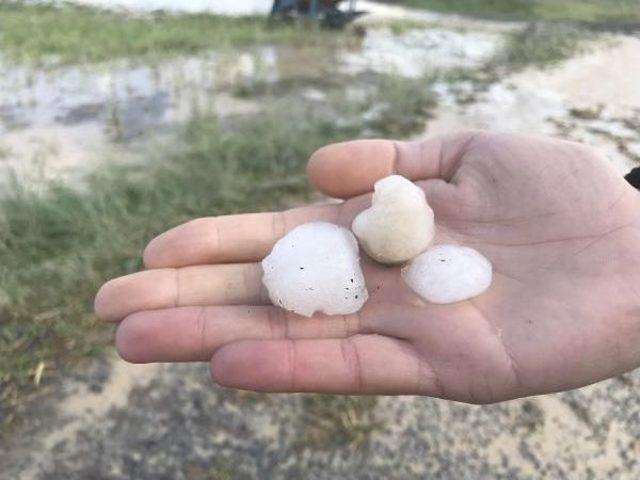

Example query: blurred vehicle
[270,0,366,28]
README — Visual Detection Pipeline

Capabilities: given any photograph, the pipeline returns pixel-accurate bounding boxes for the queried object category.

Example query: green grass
[0,70,438,427]
[533,0,640,25]
[297,395,382,450]
[207,462,235,480]
[0,106,356,426]
[390,0,535,19]
[183,460,236,480]
[490,22,590,71]
[0,0,588,426]
[428,21,591,107]
[391,0,640,26]
[0,2,337,65]
[0,0,598,433]
[365,74,437,138]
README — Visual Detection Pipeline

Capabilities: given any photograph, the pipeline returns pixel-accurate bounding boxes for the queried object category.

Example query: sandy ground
[4,353,639,479]
[2,6,640,480]
[427,35,640,175]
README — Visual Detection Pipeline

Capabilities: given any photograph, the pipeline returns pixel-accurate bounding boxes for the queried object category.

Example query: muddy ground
[2,3,640,479]
[4,355,640,479]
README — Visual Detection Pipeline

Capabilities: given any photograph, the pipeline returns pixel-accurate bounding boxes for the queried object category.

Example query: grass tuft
[489,22,590,71]
[0,106,359,428]
[297,395,382,450]
[390,0,640,27]
[0,2,338,65]
[365,74,437,138]
[0,65,440,427]
[392,0,534,19]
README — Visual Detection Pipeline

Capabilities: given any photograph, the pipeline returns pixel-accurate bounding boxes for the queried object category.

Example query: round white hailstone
[352,175,435,265]
[402,245,493,304]
[261,222,368,317]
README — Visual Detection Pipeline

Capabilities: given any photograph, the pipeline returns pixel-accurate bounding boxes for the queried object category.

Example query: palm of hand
[95,131,640,403]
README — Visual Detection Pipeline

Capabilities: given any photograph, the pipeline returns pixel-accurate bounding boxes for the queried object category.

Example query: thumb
[306,130,481,199]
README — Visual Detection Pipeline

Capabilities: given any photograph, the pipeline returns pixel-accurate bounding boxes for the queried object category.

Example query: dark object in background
[625,166,640,190]
[270,0,366,28]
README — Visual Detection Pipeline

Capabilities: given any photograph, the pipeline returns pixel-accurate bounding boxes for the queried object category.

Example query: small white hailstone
[352,175,435,265]
[262,222,368,317]
[402,245,493,304]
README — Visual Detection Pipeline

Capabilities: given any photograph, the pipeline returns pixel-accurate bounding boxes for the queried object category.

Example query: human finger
[306,131,482,198]
[94,263,267,322]
[210,335,440,395]
[115,305,368,363]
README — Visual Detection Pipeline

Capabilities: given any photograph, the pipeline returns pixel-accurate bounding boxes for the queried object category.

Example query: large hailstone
[352,175,435,265]
[261,222,368,317]
[402,245,493,304]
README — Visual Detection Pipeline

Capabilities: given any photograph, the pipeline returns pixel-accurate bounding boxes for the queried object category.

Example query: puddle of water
[0,20,503,187]
[49,0,443,18]
[0,54,225,134]
[340,27,501,78]
[51,0,273,15]
[0,26,500,134]
[0,52,263,185]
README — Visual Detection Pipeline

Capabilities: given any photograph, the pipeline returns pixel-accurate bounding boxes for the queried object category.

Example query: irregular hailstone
[262,222,368,317]
[352,175,435,265]
[402,245,493,304]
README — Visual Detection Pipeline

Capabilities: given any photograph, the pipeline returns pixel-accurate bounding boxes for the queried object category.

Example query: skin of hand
[94,130,640,404]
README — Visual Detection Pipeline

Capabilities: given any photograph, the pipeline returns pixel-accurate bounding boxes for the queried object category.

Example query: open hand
[95,130,640,403]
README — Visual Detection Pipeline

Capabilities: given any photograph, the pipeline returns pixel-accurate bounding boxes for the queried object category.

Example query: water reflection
[0,19,500,185]
[52,0,273,15]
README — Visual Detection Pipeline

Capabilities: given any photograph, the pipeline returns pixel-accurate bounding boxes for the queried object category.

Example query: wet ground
[51,0,274,15]
[2,2,640,479]
[0,15,500,187]
[0,52,257,185]
[427,34,640,175]
[5,354,640,479]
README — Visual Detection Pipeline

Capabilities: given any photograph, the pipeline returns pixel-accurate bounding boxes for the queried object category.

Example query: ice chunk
[402,245,492,304]
[262,222,368,317]
[352,175,435,265]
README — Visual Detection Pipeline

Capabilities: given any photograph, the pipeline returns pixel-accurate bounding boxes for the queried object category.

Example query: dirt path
[4,352,639,479]
[427,35,640,174]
